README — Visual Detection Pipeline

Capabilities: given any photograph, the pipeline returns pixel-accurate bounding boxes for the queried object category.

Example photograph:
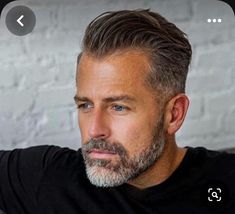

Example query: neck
[127,137,187,190]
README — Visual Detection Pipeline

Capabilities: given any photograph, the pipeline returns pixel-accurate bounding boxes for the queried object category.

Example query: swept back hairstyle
[79,9,192,103]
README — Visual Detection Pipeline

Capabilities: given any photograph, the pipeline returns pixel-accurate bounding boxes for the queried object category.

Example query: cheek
[112,120,152,152]
[78,115,87,142]
[112,118,141,137]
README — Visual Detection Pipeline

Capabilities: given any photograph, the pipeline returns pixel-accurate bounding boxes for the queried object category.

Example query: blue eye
[77,103,93,109]
[113,105,128,111]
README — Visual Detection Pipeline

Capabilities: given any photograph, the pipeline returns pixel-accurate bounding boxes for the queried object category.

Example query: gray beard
[81,114,165,188]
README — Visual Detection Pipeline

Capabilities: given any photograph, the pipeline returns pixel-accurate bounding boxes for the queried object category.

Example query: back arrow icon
[17,15,24,27]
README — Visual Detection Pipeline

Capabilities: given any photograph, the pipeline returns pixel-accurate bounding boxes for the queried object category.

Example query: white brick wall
[0,0,234,150]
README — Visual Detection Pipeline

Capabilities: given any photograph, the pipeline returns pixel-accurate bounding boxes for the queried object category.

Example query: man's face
[76,49,166,187]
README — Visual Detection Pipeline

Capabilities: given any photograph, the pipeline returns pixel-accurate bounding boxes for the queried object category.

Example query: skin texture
[75,49,189,189]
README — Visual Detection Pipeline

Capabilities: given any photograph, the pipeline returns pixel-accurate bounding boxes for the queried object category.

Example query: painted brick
[0,89,34,116]
[40,109,72,135]
[34,88,75,111]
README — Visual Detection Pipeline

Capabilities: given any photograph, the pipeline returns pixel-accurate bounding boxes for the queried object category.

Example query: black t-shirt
[0,145,235,214]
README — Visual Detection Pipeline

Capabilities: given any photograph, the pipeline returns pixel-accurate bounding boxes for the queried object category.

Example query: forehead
[76,49,153,100]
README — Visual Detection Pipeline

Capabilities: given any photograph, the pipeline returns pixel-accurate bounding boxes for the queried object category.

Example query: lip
[89,149,117,158]
[90,149,116,154]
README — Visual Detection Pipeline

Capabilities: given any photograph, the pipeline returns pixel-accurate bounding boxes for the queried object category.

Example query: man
[0,9,235,214]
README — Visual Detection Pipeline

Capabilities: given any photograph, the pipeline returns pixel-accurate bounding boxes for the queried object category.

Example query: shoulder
[0,145,84,169]
[28,145,84,168]
[187,146,235,178]
[189,146,235,163]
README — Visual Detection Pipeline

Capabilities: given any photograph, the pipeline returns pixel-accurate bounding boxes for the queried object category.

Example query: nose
[88,108,111,139]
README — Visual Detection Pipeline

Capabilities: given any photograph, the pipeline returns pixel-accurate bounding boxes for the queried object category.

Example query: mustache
[82,138,127,157]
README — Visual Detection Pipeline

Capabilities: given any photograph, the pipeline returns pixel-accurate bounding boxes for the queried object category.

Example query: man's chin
[85,165,129,188]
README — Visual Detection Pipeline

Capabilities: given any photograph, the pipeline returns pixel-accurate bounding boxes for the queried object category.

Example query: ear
[164,94,190,135]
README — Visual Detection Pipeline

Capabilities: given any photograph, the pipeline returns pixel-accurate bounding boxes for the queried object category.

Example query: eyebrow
[74,95,137,104]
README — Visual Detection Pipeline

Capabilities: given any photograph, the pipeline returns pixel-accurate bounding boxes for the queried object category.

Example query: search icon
[211,191,218,198]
